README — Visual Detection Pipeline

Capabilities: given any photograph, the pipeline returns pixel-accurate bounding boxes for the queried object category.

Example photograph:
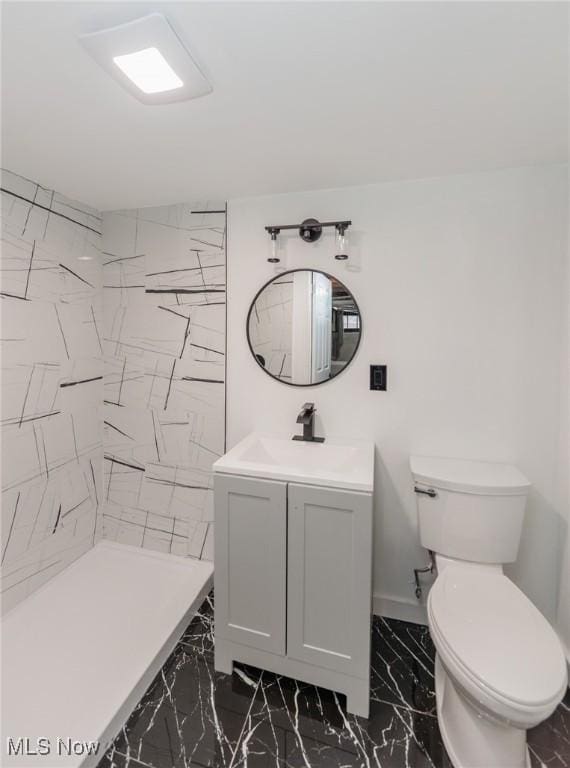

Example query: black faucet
[292,403,325,443]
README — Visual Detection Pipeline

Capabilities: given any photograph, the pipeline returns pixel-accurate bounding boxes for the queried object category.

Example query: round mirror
[247,269,362,386]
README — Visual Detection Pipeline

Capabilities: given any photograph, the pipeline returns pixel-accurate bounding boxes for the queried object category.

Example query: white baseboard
[373,593,427,626]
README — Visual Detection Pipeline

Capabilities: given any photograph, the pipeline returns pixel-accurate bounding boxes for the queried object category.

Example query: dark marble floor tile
[99,591,569,768]
[106,650,263,768]
[370,616,437,716]
[97,746,157,768]
[179,591,215,658]
[238,666,450,768]
[528,690,570,768]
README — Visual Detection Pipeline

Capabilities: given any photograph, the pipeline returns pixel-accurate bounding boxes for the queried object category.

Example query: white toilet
[410,456,568,768]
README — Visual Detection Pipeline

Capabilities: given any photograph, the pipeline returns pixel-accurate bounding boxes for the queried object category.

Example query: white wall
[558,539,570,667]
[555,197,570,667]
[227,165,568,623]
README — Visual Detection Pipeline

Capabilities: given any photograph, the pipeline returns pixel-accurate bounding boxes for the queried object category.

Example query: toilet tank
[410,456,531,564]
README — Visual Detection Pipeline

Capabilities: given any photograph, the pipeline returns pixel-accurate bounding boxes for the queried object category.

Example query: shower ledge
[2,540,213,768]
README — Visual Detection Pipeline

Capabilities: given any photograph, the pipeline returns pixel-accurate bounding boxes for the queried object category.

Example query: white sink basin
[213,433,374,492]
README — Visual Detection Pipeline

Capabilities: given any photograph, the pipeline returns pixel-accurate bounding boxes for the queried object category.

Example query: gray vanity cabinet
[287,483,372,679]
[214,473,373,718]
[214,474,286,655]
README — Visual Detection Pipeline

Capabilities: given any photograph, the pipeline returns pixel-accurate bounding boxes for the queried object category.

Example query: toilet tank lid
[409,456,531,495]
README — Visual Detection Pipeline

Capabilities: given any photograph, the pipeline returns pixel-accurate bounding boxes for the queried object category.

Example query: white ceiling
[1,1,568,211]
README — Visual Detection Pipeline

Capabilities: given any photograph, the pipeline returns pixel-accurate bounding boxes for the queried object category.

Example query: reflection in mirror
[247,270,361,386]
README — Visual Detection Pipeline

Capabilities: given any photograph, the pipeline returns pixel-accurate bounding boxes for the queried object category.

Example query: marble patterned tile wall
[100,203,226,561]
[1,170,104,613]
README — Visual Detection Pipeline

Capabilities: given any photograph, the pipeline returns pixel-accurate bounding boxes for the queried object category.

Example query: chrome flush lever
[414,486,437,498]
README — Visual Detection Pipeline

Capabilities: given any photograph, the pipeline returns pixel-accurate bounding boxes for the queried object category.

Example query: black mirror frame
[246,268,363,388]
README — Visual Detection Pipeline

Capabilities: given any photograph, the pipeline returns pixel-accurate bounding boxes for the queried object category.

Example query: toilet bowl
[410,455,568,768]
[428,562,567,768]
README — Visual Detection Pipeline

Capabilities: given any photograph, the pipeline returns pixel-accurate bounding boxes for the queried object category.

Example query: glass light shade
[268,233,280,263]
[335,227,349,260]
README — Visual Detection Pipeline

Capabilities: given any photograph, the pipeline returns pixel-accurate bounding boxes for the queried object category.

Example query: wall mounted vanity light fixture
[334,223,349,260]
[79,13,212,105]
[267,228,280,263]
[264,218,352,262]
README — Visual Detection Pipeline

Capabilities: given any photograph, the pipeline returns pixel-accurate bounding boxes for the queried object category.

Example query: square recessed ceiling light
[113,47,183,94]
[79,13,212,105]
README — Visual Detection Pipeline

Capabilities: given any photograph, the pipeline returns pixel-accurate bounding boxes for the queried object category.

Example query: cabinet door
[214,474,287,654]
[287,483,372,677]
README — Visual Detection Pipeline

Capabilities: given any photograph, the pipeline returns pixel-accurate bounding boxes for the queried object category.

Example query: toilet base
[435,654,531,768]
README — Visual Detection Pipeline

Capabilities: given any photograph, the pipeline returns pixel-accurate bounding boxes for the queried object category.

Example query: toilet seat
[428,567,567,728]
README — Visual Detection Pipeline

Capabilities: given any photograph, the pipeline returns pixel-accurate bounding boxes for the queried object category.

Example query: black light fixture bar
[265,219,351,234]
[265,217,352,260]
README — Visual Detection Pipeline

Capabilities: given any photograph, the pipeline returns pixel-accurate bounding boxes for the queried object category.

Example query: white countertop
[213,432,374,493]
